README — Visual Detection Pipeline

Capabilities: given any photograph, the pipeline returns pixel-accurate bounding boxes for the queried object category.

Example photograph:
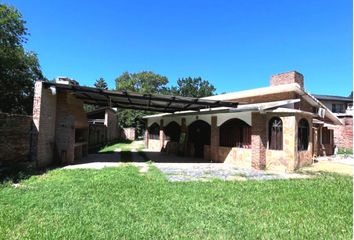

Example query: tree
[83,78,109,112]
[116,71,169,94]
[171,77,216,98]
[115,71,169,137]
[94,77,108,90]
[0,4,44,114]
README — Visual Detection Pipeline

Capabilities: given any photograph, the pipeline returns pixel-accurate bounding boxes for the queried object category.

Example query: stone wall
[295,114,313,169]
[265,114,297,171]
[148,139,161,151]
[220,147,252,168]
[0,113,33,166]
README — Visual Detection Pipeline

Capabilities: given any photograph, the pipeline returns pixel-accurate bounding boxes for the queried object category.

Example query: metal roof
[43,82,238,113]
[312,94,353,102]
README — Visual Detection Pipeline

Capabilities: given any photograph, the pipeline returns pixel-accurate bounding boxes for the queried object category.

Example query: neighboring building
[87,108,120,150]
[144,71,343,172]
[313,93,353,150]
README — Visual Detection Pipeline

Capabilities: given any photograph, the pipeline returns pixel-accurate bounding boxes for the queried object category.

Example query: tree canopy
[116,71,169,94]
[94,77,108,90]
[170,77,216,97]
[114,71,217,137]
[115,71,170,137]
[0,4,43,114]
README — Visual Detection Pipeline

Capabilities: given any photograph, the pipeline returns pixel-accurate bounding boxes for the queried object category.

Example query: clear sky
[3,0,353,96]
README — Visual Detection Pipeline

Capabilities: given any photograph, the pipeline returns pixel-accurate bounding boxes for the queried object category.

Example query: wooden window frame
[298,118,309,151]
[268,117,283,150]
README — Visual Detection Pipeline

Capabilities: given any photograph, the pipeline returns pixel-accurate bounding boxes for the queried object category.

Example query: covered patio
[31,79,239,168]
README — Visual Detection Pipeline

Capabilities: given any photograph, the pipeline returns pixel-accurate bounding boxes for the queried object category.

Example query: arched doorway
[188,120,211,158]
[219,118,251,148]
[164,121,181,142]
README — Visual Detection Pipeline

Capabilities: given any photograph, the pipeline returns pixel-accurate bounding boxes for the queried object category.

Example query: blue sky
[3,0,353,96]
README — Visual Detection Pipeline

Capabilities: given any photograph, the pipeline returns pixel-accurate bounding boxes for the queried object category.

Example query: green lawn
[0,166,352,239]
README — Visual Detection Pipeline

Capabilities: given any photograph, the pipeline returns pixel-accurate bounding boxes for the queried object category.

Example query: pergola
[43,82,239,113]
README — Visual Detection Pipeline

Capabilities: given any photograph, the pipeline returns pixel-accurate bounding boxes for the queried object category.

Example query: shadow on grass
[0,164,51,184]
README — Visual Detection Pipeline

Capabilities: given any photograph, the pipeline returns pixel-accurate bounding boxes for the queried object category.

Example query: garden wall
[0,113,33,166]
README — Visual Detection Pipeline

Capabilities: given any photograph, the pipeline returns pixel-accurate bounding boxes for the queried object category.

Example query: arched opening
[188,120,211,158]
[164,121,181,142]
[219,119,251,148]
[298,118,309,151]
[148,123,160,140]
[269,117,283,150]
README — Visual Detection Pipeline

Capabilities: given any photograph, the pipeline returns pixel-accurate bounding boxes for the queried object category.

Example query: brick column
[159,119,165,150]
[251,113,266,170]
[32,81,57,168]
[144,119,149,149]
[178,118,187,156]
[210,116,219,162]
[55,92,75,164]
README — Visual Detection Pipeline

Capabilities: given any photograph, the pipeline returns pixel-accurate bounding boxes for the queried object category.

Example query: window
[332,103,344,113]
[219,119,251,148]
[148,123,160,140]
[268,117,283,150]
[298,119,309,151]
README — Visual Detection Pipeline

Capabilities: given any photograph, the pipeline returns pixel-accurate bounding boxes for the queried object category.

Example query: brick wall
[0,113,32,166]
[32,81,57,167]
[105,110,119,141]
[210,116,219,161]
[55,93,89,164]
[270,71,304,89]
[228,92,296,105]
[88,124,107,149]
[331,116,353,149]
[251,113,267,170]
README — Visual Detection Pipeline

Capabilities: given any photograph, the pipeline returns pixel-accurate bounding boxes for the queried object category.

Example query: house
[313,93,353,151]
[144,71,343,171]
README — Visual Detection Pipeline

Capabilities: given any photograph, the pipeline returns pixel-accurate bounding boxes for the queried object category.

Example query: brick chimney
[270,71,304,89]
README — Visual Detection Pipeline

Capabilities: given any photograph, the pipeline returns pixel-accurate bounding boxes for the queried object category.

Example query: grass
[338,148,353,155]
[0,166,352,239]
[98,140,146,162]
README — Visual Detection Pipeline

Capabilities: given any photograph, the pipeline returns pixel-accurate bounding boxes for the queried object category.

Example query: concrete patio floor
[63,150,309,181]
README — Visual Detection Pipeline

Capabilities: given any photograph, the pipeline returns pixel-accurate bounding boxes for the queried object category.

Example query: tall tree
[115,71,169,137]
[171,77,216,97]
[0,4,43,114]
[94,77,108,90]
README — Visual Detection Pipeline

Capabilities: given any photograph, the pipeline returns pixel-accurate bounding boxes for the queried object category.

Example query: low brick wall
[0,113,33,166]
